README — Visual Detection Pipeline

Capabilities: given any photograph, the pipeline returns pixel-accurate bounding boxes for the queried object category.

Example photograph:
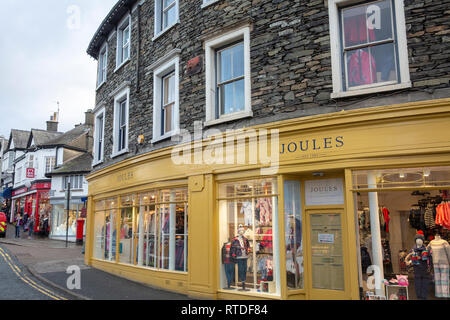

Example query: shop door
[306,209,348,300]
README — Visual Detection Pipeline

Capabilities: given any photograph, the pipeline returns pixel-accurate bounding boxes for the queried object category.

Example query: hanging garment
[348,49,377,87]
[436,202,450,229]
[361,246,372,273]
[382,207,390,233]
[240,202,253,226]
[409,206,422,229]
[424,205,436,229]
[344,14,376,47]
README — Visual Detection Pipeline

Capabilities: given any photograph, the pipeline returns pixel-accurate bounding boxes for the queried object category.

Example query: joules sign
[280,136,344,154]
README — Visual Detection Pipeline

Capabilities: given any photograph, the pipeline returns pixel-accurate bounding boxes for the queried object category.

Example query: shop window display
[50,204,78,240]
[93,189,188,272]
[353,167,450,300]
[93,199,118,262]
[284,180,304,289]
[219,178,279,295]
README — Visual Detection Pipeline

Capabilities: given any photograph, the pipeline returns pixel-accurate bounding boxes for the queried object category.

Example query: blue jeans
[224,263,235,288]
[236,258,248,282]
[15,226,20,238]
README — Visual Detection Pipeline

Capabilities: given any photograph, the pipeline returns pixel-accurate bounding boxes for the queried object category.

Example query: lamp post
[66,181,71,248]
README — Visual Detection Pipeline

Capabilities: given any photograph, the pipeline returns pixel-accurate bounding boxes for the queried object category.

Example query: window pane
[346,48,376,88]
[371,42,397,83]
[343,0,393,47]
[94,211,105,260]
[284,181,304,290]
[119,207,134,264]
[164,103,173,133]
[104,209,117,261]
[343,5,371,47]
[232,43,244,78]
[163,0,175,8]
[219,179,278,294]
[219,48,232,83]
[234,79,245,113]
[123,44,129,61]
[163,5,177,29]
[220,83,234,115]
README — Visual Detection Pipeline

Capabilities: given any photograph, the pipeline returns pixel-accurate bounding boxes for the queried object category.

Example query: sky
[0,0,118,139]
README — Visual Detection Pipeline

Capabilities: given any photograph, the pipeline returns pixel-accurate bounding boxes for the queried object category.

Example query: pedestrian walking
[28,215,35,240]
[23,212,29,232]
[14,214,22,238]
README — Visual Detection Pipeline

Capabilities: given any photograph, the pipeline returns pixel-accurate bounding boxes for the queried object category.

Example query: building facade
[85,0,450,300]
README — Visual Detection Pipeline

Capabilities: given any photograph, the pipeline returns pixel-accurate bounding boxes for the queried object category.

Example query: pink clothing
[348,49,377,87]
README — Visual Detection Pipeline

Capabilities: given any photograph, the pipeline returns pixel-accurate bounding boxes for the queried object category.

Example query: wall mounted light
[423,169,431,177]
[313,172,324,177]
[399,171,406,179]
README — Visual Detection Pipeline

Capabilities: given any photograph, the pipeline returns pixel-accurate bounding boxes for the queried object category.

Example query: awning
[2,188,12,199]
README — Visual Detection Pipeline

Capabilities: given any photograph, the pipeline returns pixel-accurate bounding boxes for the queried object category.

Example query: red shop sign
[31,183,51,191]
[12,187,28,197]
[26,168,35,179]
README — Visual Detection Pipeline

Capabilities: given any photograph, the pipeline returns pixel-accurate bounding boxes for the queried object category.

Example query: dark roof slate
[49,153,93,175]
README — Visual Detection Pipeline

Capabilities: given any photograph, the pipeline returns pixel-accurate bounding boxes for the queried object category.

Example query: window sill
[110,148,129,159]
[204,110,253,127]
[152,21,179,42]
[96,81,107,92]
[151,129,181,144]
[201,0,221,9]
[331,82,412,99]
[92,159,104,167]
[114,58,131,74]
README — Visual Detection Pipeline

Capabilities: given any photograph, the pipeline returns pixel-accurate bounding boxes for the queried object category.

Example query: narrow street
[0,244,70,300]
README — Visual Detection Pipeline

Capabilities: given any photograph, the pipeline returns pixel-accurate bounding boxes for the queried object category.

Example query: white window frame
[329,0,411,99]
[115,14,131,71]
[45,157,56,174]
[16,166,22,183]
[201,0,221,9]
[153,0,179,40]
[112,87,130,158]
[204,25,252,127]
[93,107,106,166]
[97,43,108,89]
[151,53,180,143]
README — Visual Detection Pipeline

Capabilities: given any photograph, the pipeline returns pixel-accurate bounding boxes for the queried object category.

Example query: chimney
[85,109,94,126]
[46,117,58,132]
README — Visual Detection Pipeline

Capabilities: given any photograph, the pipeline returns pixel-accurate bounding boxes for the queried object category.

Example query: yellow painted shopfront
[85,98,450,300]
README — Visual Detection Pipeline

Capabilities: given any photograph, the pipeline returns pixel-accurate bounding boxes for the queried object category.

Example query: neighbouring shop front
[11,182,52,236]
[85,98,450,300]
[49,198,87,242]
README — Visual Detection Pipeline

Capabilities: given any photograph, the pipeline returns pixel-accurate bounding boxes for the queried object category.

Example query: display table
[385,284,409,300]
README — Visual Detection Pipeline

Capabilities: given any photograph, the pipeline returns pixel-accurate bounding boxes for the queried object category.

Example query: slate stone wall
[92,0,450,172]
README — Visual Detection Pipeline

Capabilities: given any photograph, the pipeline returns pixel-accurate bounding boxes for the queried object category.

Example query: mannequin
[427,231,450,298]
[405,231,431,300]
[231,225,251,291]
[221,238,235,289]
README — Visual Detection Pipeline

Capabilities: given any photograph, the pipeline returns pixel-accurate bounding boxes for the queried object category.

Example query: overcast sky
[0,0,117,139]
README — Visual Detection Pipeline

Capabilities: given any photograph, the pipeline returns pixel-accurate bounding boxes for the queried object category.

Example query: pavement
[0,223,190,300]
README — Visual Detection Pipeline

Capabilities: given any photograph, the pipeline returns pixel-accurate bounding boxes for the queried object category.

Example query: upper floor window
[154,0,179,38]
[204,26,252,126]
[112,87,130,157]
[93,108,105,165]
[45,157,56,174]
[27,154,34,169]
[97,44,108,87]
[329,0,411,98]
[64,175,84,190]
[16,166,22,183]
[151,53,180,143]
[116,15,131,69]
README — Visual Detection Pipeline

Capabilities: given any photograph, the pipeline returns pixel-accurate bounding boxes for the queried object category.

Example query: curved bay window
[93,188,188,273]
[218,178,280,295]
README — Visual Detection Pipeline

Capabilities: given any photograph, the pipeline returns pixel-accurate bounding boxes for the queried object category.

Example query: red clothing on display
[436,202,450,229]
[348,49,377,87]
[383,207,390,233]
[344,15,376,47]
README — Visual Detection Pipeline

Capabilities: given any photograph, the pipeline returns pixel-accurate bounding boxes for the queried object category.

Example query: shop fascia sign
[12,187,28,197]
[280,136,344,155]
[31,183,51,191]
